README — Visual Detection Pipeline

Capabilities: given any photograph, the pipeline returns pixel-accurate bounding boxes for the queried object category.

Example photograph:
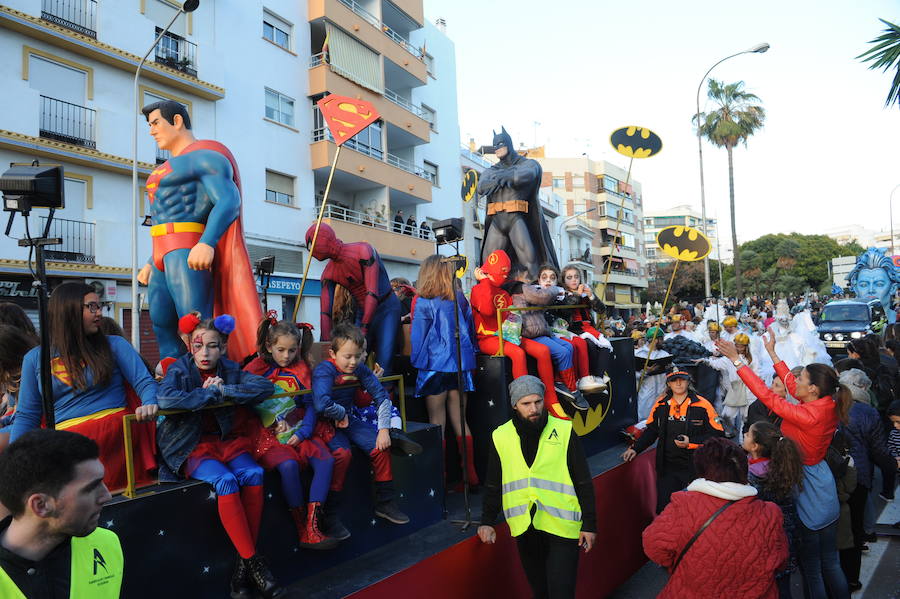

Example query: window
[313,102,382,158]
[265,88,294,127]
[602,176,618,193]
[572,175,583,188]
[265,170,294,205]
[421,104,436,131]
[424,53,435,77]
[552,177,565,189]
[263,10,292,51]
[423,161,439,186]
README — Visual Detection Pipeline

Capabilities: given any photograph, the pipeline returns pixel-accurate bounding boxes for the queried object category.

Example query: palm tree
[858,19,900,108]
[696,79,765,299]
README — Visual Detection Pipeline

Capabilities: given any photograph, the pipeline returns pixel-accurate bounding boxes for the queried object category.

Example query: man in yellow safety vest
[0,430,122,598]
[477,375,596,599]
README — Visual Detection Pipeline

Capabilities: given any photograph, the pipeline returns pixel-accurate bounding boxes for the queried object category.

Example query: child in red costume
[471,250,570,419]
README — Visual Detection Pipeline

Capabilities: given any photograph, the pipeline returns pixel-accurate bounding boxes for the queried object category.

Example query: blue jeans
[797,520,848,599]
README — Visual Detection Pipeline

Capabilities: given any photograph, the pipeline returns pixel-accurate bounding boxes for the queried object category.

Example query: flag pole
[292,144,342,322]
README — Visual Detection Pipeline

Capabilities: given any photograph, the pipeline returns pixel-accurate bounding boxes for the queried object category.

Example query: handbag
[671,499,736,573]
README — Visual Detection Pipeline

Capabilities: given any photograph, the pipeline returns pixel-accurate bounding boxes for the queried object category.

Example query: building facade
[643,204,718,263]
[0,0,460,362]
[534,155,648,317]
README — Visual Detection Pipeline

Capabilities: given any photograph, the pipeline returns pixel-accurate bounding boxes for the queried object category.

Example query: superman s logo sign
[316,94,380,146]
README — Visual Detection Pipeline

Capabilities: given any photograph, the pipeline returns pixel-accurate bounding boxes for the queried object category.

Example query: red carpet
[348,450,657,599]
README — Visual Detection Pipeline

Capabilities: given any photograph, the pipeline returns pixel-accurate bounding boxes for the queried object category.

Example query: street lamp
[131,1,200,348]
[558,207,597,264]
[695,42,769,299]
[890,183,900,256]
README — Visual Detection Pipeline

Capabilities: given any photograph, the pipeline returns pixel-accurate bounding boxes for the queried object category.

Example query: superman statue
[138,100,261,361]
[305,223,401,376]
[478,127,559,279]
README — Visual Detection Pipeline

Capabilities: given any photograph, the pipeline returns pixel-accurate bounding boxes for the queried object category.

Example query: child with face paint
[538,265,607,393]
[156,314,282,599]
[244,315,343,548]
[559,265,613,386]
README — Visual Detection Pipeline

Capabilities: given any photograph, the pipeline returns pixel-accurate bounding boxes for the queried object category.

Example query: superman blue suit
[145,140,261,360]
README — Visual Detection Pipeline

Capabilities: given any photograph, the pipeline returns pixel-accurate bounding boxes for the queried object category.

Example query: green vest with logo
[492,418,582,539]
[0,527,123,598]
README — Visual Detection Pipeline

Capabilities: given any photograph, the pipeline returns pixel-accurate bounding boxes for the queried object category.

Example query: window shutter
[326,24,383,94]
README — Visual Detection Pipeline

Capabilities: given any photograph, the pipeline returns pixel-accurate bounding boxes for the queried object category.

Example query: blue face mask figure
[847,247,899,324]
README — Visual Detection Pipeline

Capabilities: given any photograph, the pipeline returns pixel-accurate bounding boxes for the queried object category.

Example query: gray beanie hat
[509,375,545,407]
[839,368,871,404]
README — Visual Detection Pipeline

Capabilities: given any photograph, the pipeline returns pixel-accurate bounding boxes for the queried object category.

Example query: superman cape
[178,140,262,362]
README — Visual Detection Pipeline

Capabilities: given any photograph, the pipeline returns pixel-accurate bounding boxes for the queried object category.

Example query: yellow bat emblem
[656,225,711,262]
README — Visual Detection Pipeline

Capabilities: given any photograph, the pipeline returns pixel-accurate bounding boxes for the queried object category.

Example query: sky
[425,0,900,247]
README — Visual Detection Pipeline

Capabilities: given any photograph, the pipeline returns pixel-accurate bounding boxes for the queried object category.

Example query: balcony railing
[460,146,493,169]
[39,217,95,263]
[40,95,96,149]
[41,0,97,38]
[336,0,423,60]
[386,153,432,181]
[154,28,198,77]
[156,147,171,164]
[321,204,433,241]
[384,88,427,119]
[312,126,384,160]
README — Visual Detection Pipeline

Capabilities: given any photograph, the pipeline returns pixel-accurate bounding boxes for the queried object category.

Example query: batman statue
[478,127,559,279]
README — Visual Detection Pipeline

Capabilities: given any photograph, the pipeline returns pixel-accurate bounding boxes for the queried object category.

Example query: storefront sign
[0,279,39,298]
[258,276,321,296]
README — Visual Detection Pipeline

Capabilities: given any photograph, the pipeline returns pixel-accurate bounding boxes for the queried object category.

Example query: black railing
[569,251,592,264]
[39,217,95,263]
[40,95,96,149]
[41,0,98,38]
[154,28,198,77]
[156,147,171,164]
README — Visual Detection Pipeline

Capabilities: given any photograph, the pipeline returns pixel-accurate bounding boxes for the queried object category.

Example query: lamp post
[131,0,200,349]
[557,207,597,264]
[890,183,900,256]
[695,42,769,299]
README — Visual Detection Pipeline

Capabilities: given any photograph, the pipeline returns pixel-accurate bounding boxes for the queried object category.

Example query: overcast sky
[426,0,900,244]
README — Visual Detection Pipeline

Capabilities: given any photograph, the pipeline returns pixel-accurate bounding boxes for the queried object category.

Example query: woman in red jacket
[643,437,788,599]
[717,331,852,599]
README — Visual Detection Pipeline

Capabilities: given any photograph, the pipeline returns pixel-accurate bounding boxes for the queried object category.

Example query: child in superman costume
[471,250,579,419]
[156,314,281,599]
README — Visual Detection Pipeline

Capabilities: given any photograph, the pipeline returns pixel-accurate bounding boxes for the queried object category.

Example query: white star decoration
[207,491,217,501]
[158,530,165,536]
[105,520,114,528]
[267,493,273,499]
[202,566,209,574]
[428,489,435,497]
[370,519,377,526]
[488,400,494,407]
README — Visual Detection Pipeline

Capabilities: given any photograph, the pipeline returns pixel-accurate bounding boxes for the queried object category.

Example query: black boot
[374,480,409,524]
[246,555,283,599]
[320,490,351,541]
[229,555,252,599]
[389,428,423,456]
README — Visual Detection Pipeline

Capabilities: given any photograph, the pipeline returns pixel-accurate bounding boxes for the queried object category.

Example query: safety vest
[493,418,582,539]
[0,527,123,599]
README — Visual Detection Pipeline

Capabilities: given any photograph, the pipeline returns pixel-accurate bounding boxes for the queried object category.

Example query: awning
[624,258,639,270]
[606,228,622,237]
[606,256,623,263]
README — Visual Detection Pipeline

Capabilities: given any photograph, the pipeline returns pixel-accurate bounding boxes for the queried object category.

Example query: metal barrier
[121,374,406,499]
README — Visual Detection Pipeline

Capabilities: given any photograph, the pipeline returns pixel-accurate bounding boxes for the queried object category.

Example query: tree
[696,79,766,300]
[858,19,900,108]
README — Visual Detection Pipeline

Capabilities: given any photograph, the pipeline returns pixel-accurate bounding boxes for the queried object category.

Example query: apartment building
[0,0,460,361]
[534,155,648,317]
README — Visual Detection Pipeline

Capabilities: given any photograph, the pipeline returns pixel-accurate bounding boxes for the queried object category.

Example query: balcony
[321,203,433,241]
[386,152,433,182]
[313,126,384,161]
[39,217,95,263]
[460,145,493,169]
[307,58,430,142]
[321,211,433,261]
[41,0,97,38]
[156,147,171,164]
[154,28,197,78]
[308,0,427,84]
[40,95,96,149]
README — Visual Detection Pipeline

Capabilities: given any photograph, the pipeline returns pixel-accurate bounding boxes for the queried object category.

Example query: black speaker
[468,354,513,481]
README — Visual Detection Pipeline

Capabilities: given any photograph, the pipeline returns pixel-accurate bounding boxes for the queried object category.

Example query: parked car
[818,299,886,355]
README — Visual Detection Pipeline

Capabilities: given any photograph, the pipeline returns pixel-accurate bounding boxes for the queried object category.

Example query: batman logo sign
[656,226,711,262]
[449,254,468,279]
[461,169,478,202]
[609,126,662,159]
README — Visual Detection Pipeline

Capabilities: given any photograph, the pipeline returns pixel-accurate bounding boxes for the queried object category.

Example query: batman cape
[478,127,559,274]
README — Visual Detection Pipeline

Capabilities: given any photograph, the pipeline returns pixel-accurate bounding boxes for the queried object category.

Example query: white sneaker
[592,375,609,389]
[578,376,604,392]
